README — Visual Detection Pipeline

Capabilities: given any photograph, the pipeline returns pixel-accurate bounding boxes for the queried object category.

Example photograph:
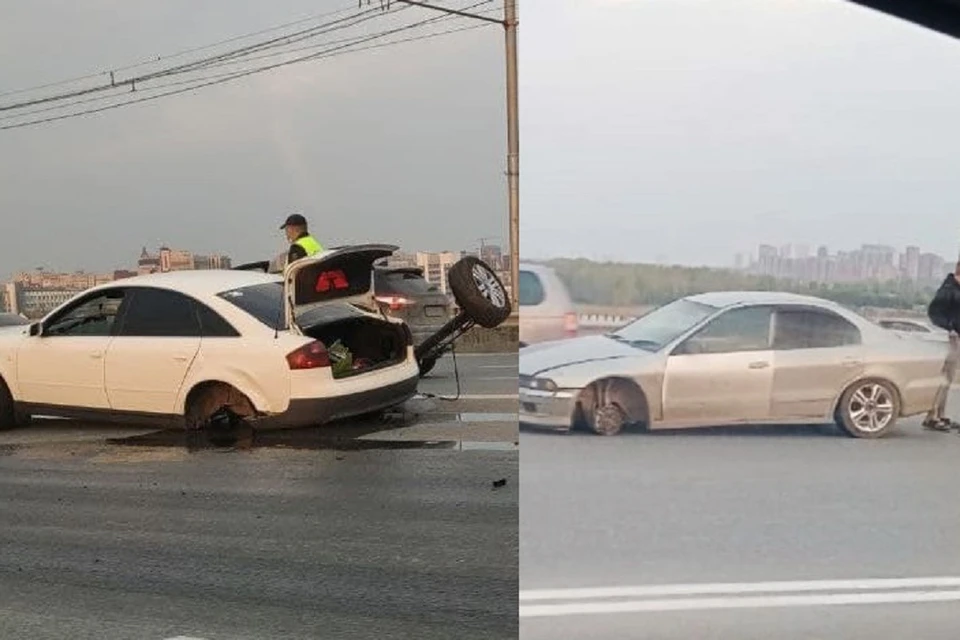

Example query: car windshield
[609,298,717,350]
[217,282,287,330]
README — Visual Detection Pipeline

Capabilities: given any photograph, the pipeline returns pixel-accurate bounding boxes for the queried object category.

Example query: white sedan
[0,245,420,430]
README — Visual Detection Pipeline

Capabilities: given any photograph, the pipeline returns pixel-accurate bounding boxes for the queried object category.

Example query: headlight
[521,376,557,392]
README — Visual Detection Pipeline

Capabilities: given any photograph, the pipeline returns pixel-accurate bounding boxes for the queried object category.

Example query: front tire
[448,256,512,329]
[835,379,900,439]
[0,379,16,431]
[0,379,30,431]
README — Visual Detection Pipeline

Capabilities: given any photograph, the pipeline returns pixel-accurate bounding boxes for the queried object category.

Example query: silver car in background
[520,291,947,439]
[519,262,578,347]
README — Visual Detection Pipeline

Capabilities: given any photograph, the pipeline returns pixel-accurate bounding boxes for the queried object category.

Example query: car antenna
[273,292,283,340]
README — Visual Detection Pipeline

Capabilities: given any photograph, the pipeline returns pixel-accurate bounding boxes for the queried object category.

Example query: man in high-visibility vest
[281,213,323,265]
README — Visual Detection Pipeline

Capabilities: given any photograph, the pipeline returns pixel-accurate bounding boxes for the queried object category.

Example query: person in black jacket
[925,262,960,431]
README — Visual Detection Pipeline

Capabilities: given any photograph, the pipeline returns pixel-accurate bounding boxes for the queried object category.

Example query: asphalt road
[0,352,518,640]
[520,390,960,639]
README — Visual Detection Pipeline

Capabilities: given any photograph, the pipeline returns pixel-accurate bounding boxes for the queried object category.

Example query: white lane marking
[520,576,960,601]
[520,590,960,618]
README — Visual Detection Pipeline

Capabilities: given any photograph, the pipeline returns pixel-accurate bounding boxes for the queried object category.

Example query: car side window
[774,308,861,350]
[119,288,201,337]
[678,306,772,355]
[197,303,240,337]
[44,290,126,337]
[519,271,545,306]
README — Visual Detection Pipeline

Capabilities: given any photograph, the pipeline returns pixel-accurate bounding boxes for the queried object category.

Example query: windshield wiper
[627,339,661,350]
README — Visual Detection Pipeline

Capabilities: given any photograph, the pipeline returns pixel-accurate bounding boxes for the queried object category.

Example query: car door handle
[842,359,863,367]
[89,352,103,360]
[748,361,770,369]
[173,355,189,362]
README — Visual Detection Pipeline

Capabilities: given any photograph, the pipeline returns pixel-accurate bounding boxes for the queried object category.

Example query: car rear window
[217,282,286,330]
[376,270,439,295]
[519,270,545,306]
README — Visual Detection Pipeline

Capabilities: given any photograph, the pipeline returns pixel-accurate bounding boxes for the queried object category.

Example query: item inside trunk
[301,311,408,379]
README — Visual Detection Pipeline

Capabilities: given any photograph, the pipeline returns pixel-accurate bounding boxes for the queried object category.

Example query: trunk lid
[284,244,398,333]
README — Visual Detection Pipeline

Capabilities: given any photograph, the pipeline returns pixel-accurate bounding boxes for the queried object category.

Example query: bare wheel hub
[593,405,626,436]
[471,264,506,309]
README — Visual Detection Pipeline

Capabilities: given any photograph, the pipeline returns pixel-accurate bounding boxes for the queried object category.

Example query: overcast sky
[0,0,506,279]
[521,0,960,267]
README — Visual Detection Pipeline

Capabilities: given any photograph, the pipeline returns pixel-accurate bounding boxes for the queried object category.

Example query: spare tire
[448,256,512,329]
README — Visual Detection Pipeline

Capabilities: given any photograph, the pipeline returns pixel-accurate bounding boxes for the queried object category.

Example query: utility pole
[388,0,520,311]
[504,0,520,312]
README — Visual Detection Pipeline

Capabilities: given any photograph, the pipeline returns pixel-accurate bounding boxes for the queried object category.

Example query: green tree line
[543,258,936,311]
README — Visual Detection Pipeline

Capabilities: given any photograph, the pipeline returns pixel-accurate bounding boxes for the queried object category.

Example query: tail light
[375,295,415,312]
[286,341,331,370]
[564,312,579,338]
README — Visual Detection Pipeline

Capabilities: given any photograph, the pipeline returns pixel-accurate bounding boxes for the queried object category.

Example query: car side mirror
[29,323,43,337]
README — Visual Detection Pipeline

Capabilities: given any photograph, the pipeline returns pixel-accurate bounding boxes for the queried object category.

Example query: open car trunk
[298,305,409,379]
[284,244,399,331]
[284,245,409,379]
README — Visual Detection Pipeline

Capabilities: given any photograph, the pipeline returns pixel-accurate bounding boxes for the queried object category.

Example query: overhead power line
[0,6,396,114]
[0,6,499,132]
[0,1,374,100]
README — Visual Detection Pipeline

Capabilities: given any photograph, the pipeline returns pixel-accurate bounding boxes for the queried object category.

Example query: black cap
[280,213,307,229]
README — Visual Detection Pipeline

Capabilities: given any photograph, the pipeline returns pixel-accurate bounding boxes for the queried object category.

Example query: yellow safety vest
[294,235,323,257]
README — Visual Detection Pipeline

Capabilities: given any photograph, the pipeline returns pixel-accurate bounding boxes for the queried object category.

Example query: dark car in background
[373,266,453,375]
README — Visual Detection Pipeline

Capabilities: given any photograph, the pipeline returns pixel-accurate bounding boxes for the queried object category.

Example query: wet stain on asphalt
[104,424,517,453]
[106,425,460,452]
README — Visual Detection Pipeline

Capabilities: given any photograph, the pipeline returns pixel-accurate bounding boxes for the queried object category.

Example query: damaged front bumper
[518,387,578,430]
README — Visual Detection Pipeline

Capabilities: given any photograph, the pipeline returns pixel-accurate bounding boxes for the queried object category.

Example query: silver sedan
[519,291,947,438]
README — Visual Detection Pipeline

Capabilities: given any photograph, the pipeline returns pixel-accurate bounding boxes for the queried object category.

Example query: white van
[518,263,578,347]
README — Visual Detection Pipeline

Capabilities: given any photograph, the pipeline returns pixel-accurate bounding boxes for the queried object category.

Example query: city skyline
[1,241,511,317]
[737,241,957,286]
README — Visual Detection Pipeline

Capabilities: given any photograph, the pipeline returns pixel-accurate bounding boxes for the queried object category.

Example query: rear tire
[448,256,512,329]
[0,379,26,431]
[835,378,900,439]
